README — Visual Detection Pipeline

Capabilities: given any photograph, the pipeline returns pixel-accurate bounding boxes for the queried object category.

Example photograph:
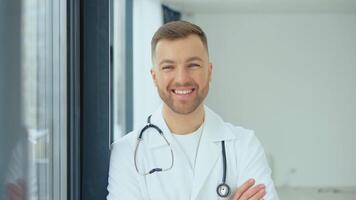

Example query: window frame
[51,0,68,199]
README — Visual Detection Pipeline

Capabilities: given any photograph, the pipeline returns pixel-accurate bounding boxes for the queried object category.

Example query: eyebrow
[186,56,203,63]
[159,59,175,66]
[158,56,203,66]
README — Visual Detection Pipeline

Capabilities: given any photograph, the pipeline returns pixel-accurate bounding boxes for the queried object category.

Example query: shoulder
[110,129,140,158]
[226,123,260,145]
[225,122,263,147]
[224,124,262,152]
[222,122,268,172]
[113,129,137,145]
[224,122,255,139]
[108,129,142,174]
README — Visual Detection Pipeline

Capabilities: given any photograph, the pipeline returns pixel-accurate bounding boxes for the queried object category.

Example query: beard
[156,80,210,115]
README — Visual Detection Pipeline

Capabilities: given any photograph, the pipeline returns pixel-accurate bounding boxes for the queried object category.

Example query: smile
[172,88,195,95]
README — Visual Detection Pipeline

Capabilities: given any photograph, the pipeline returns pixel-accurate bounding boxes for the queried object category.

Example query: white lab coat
[107,106,279,200]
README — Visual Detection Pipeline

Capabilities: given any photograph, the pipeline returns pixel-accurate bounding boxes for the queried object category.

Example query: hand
[229,179,266,200]
[5,179,26,200]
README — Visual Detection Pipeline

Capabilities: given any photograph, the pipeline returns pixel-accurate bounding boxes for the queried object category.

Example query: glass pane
[22,1,52,197]
[0,0,66,200]
[112,0,127,141]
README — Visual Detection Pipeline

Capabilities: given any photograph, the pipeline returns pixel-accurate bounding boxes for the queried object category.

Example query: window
[112,0,128,140]
[1,0,67,199]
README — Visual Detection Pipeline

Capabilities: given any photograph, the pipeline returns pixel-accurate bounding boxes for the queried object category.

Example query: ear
[208,63,213,82]
[150,67,158,87]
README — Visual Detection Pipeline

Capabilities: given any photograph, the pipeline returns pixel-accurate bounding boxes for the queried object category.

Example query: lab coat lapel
[191,130,220,200]
[191,107,224,200]
[191,106,237,200]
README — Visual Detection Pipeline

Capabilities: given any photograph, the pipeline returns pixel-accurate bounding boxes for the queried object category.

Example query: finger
[230,179,255,200]
[247,188,266,200]
[240,184,265,200]
[6,184,25,200]
[7,184,21,196]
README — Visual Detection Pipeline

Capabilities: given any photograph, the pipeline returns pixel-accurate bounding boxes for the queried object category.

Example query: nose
[174,66,190,84]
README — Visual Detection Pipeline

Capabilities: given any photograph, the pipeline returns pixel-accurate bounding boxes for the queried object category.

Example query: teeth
[174,89,193,95]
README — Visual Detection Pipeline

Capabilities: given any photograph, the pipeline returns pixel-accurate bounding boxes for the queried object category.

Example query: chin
[170,103,202,115]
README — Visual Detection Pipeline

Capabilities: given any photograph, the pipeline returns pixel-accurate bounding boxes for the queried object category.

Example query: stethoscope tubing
[222,140,227,183]
[134,115,230,197]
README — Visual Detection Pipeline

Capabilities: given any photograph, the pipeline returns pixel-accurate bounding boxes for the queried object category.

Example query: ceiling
[161,0,356,14]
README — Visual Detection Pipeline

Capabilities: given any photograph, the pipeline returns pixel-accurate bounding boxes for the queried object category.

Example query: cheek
[194,72,210,85]
[156,75,170,88]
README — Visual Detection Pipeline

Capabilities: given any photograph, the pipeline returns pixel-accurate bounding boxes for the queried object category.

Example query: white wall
[188,13,356,187]
[133,0,162,129]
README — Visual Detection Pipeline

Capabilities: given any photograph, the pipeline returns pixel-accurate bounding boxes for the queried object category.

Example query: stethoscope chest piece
[217,183,231,198]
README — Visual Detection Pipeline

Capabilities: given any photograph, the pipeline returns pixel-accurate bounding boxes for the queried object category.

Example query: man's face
[151,34,212,115]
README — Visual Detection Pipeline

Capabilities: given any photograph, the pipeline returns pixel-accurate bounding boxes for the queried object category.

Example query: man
[107,20,279,200]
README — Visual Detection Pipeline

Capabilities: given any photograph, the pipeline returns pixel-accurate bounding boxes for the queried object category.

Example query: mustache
[171,82,197,88]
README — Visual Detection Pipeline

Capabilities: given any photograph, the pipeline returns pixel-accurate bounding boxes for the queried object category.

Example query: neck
[162,104,205,135]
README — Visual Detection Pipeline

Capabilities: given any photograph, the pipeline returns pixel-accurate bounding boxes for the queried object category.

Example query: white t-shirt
[171,123,204,170]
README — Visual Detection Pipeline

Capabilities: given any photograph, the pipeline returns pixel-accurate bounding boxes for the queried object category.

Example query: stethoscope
[134,115,231,198]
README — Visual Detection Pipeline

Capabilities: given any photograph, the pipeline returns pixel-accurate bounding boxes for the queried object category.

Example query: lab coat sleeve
[238,131,279,200]
[107,137,145,200]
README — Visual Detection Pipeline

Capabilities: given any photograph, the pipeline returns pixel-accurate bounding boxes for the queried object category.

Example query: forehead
[154,35,208,63]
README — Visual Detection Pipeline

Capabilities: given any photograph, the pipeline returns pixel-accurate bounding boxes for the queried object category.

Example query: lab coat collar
[147,104,238,151]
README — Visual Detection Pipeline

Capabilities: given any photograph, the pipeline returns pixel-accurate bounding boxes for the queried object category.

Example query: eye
[161,65,174,70]
[188,63,201,68]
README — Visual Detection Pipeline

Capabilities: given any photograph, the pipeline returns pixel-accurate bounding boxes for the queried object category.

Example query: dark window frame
[67,0,133,199]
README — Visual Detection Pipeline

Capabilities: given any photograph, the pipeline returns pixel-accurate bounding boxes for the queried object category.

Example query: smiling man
[107,21,279,200]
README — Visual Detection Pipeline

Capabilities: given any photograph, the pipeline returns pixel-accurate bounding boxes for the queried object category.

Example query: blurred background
[0,0,355,199]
